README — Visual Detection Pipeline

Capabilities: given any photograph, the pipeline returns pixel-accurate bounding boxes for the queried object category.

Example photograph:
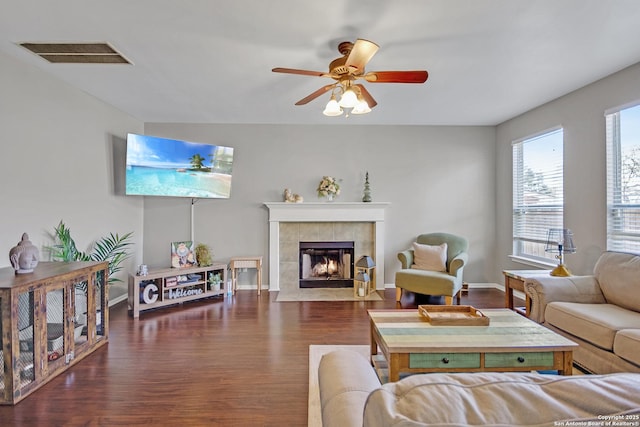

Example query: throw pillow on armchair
[411,242,447,272]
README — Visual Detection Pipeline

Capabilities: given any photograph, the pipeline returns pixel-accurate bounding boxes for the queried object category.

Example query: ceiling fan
[272,39,429,116]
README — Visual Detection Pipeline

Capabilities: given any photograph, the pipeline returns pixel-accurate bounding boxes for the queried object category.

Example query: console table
[128,263,227,318]
[0,261,109,404]
[230,256,263,295]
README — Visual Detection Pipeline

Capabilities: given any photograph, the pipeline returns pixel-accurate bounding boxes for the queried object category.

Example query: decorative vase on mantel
[317,175,341,202]
[362,172,372,202]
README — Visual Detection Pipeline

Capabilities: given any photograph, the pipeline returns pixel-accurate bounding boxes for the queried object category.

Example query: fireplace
[299,241,354,288]
[264,202,389,292]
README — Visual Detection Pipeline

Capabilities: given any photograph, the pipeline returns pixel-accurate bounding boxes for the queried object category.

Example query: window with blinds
[606,103,640,254]
[512,128,564,263]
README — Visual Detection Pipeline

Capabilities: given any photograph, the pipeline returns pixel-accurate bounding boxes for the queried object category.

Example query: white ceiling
[2,0,640,126]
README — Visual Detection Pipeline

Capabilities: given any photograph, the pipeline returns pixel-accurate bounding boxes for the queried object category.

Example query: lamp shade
[323,95,343,116]
[351,99,371,115]
[338,88,358,108]
[545,229,576,254]
[356,255,376,268]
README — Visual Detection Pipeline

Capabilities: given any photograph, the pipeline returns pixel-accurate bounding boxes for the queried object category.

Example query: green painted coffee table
[368,308,578,382]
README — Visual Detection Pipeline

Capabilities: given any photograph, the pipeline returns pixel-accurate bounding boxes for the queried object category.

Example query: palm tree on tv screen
[189,154,206,170]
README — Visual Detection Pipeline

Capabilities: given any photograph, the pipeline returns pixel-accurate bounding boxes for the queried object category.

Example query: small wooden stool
[230,256,263,295]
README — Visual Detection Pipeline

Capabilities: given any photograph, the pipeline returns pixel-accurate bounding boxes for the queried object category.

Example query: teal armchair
[395,233,469,304]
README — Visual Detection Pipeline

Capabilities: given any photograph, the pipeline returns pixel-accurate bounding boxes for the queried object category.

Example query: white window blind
[606,103,640,254]
[512,128,564,263]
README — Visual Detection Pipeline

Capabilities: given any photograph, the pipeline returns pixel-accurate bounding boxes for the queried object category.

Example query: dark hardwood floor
[0,287,519,426]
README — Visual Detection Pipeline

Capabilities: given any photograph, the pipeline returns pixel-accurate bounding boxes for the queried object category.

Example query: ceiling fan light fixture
[323,94,343,116]
[338,87,358,108]
[272,39,428,116]
[352,99,371,115]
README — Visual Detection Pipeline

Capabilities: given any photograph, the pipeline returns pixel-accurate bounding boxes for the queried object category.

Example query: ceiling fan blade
[272,67,328,77]
[363,70,428,83]
[354,84,377,108]
[294,84,336,105]
[345,39,379,73]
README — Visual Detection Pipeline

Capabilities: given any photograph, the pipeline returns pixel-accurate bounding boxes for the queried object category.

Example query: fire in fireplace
[299,241,355,288]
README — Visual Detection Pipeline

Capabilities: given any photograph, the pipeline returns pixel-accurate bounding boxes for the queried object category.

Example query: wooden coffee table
[368,308,578,382]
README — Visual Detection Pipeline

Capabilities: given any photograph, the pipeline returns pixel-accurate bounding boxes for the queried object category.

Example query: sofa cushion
[362,372,640,426]
[395,269,457,295]
[594,251,640,313]
[545,302,640,350]
[318,350,381,427]
[411,242,447,272]
[614,329,640,367]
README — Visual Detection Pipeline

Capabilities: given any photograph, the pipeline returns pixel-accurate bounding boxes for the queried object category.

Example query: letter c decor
[142,283,159,304]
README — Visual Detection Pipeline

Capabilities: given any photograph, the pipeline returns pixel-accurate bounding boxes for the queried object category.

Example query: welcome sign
[168,287,203,299]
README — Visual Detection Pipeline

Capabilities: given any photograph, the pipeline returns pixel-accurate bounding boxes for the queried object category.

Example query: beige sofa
[524,251,640,374]
[318,349,640,427]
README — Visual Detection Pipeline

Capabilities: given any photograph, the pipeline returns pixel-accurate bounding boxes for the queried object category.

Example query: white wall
[9,43,638,291]
[495,62,640,282]
[143,123,496,286]
[0,51,145,292]
[0,49,496,291]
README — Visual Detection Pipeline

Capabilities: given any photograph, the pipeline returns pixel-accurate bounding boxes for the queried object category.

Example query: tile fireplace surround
[264,202,389,292]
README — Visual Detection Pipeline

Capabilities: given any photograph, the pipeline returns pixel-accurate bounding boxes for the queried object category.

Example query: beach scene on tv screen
[126,134,234,198]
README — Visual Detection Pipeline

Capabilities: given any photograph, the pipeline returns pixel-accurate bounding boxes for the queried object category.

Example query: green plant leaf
[49,221,133,286]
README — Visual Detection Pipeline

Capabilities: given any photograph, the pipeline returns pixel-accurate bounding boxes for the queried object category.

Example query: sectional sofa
[525,251,640,374]
[318,349,640,427]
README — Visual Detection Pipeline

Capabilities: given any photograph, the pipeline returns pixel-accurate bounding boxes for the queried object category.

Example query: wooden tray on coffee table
[418,305,490,326]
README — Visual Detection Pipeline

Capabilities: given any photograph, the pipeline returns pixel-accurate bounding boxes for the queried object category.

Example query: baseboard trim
[109,292,128,307]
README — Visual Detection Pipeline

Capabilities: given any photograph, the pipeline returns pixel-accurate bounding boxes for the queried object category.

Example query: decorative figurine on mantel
[283,188,303,203]
[9,232,39,274]
[362,172,372,202]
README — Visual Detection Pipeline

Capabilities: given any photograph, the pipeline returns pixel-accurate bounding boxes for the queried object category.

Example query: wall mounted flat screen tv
[125,133,234,199]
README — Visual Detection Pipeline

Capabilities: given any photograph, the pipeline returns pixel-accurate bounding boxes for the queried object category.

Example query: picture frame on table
[171,241,196,268]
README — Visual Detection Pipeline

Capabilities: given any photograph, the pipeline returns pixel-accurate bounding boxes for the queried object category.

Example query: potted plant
[195,243,213,266]
[208,272,222,291]
[48,220,134,287]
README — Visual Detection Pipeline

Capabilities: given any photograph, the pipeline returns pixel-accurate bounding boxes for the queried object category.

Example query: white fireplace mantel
[264,202,389,291]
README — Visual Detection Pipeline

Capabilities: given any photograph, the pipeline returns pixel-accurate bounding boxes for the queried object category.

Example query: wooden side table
[230,256,263,295]
[502,270,551,317]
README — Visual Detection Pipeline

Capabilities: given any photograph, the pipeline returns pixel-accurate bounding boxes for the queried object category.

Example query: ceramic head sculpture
[9,232,39,274]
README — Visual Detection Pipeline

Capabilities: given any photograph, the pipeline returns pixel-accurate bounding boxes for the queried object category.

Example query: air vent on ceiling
[19,42,131,64]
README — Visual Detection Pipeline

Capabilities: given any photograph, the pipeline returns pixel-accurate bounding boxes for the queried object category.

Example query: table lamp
[545,228,576,276]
